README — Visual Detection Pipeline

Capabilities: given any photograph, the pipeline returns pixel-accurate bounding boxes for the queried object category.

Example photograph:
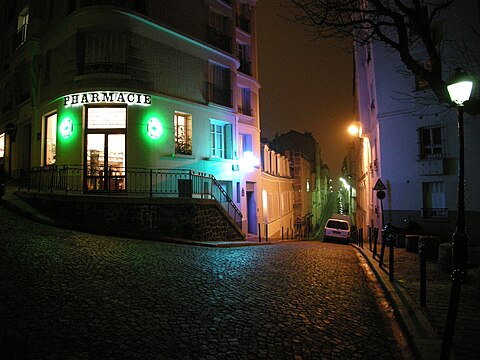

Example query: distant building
[270,130,331,236]
[260,142,295,239]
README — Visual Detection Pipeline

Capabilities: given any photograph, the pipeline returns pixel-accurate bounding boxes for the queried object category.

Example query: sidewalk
[355,242,480,360]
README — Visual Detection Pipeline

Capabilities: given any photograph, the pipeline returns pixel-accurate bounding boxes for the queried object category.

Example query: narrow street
[0,206,408,359]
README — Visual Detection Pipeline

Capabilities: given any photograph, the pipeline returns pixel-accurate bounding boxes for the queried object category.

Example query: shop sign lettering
[64,91,152,107]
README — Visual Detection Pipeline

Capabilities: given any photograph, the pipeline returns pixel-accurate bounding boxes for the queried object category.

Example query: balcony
[206,83,232,108]
[236,15,251,33]
[238,61,251,75]
[207,27,232,53]
[421,208,448,220]
[238,105,252,116]
[83,62,127,75]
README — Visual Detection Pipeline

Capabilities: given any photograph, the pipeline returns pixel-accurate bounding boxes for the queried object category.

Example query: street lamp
[440,67,473,359]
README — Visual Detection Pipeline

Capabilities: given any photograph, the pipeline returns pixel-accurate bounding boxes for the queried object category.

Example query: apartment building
[0,0,265,238]
[354,1,480,244]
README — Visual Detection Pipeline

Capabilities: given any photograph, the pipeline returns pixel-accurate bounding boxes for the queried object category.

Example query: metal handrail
[18,165,242,225]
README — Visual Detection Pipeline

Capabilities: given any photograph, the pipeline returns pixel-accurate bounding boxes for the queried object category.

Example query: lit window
[0,133,5,158]
[45,113,57,165]
[210,120,232,159]
[419,126,443,159]
[174,112,192,155]
[16,7,29,47]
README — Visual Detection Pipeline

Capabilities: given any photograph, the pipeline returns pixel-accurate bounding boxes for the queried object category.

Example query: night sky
[256,0,355,180]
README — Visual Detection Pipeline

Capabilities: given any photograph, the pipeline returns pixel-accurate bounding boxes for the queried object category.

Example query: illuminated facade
[354,2,480,243]
[0,0,266,236]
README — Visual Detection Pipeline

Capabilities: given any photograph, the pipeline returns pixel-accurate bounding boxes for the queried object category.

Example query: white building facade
[354,1,480,244]
[0,0,269,237]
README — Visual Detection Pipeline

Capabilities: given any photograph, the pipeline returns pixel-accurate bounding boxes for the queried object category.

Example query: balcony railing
[206,83,232,108]
[421,208,448,220]
[83,62,127,75]
[236,15,251,33]
[238,61,251,75]
[238,105,252,116]
[207,27,232,53]
[18,165,242,226]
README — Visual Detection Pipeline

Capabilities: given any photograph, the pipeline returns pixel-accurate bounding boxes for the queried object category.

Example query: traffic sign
[373,178,386,191]
[376,190,386,199]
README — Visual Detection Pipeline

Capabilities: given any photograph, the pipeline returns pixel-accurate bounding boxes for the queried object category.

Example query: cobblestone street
[0,206,407,359]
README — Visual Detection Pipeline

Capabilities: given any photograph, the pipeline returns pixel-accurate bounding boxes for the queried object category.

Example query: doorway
[246,181,257,234]
[85,106,126,191]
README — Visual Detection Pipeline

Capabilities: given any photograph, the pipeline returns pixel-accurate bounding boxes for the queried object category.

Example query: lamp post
[440,68,473,359]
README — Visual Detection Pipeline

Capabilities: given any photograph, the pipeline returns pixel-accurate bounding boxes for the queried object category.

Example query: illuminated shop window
[174,112,192,155]
[0,133,5,158]
[87,107,126,129]
[210,120,232,159]
[45,113,57,165]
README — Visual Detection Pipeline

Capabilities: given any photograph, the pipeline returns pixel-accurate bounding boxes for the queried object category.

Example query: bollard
[372,228,379,259]
[389,234,394,282]
[265,223,268,242]
[379,230,387,268]
[282,226,284,240]
[258,223,261,242]
[419,243,427,307]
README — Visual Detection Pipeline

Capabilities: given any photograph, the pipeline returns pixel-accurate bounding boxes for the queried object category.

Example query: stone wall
[16,193,244,242]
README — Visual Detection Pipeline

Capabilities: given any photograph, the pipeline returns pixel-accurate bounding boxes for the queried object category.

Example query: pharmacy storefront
[37,90,245,195]
[41,91,154,192]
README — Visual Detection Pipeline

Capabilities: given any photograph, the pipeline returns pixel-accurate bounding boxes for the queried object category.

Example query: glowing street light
[347,123,360,136]
[441,67,473,359]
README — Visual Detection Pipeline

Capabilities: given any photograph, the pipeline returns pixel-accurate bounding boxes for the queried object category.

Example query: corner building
[0,0,264,236]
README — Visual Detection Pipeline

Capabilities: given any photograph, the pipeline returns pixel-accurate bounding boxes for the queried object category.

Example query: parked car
[324,214,351,244]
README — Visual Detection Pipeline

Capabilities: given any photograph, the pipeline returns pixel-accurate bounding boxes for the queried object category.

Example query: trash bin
[405,235,419,253]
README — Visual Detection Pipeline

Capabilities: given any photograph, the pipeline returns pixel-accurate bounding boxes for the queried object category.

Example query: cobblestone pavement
[0,207,408,359]
[375,245,480,360]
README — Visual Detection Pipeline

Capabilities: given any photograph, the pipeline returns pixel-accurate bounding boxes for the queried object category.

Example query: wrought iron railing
[207,26,232,53]
[206,83,232,108]
[421,208,448,220]
[18,165,242,226]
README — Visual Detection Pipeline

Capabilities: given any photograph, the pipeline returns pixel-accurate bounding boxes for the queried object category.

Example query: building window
[422,182,447,220]
[174,112,192,155]
[237,43,251,75]
[79,32,128,75]
[239,133,252,158]
[207,63,232,107]
[45,113,57,165]
[236,3,251,33]
[415,59,432,90]
[239,87,252,115]
[0,132,5,158]
[15,6,29,49]
[208,11,231,52]
[419,125,444,159]
[210,120,232,159]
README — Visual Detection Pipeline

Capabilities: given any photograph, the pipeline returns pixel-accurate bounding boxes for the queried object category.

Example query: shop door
[86,133,125,191]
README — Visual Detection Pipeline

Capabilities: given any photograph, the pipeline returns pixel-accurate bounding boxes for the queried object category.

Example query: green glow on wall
[59,117,74,138]
[147,117,163,139]
[57,110,79,145]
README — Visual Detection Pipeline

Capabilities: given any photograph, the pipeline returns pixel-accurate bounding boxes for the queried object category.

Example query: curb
[353,244,442,360]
